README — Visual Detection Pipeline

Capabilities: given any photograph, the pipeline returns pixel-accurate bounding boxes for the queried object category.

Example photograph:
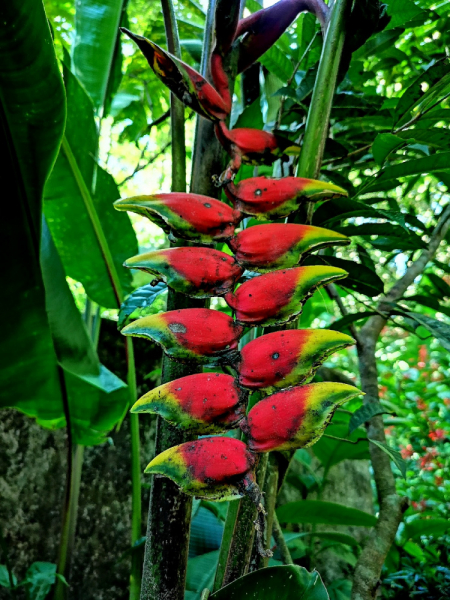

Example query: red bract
[114,193,241,243]
[131,373,246,433]
[214,122,300,183]
[121,28,229,121]
[236,0,328,73]
[210,52,231,113]
[225,176,347,219]
[225,266,347,326]
[228,223,349,270]
[243,382,363,452]
[237,329,354,391]
[124,247,244,298]
[121,309,244,364]
[145,437,257,500]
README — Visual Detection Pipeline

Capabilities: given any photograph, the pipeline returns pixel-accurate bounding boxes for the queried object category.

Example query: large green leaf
[0,0,66,416]
[313,255,384,297]
[210,566,329,600]
[72,0,127,109]
[44,64,138,308]
[372,133,407,165]
[40,220,128,444]
[349,403,390,434]
[277,501,377,527]
[312,424,370,469]
[406,312,450,351]
[405,518,450,540]
[362,152,450,194]
[185,551,219,599]
[369,439,407,478]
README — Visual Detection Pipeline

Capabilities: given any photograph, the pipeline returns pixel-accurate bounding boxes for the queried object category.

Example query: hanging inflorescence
[115,0,363,557]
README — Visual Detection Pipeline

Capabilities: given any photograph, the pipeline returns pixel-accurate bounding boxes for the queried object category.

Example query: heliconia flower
[120,28,230,121]
[225,176,348,220]
[210,52,231,113]
[114,193,241,244]
[145,437,257,501]
[121,308,244,364]
[123,247,244,298]
[237,329,355,392]
[225,266,347,326]
[228,224,350,271]
[214,122,301,184]
[235,0,328,74]
[131,373,247,433]
[242,382,363,452]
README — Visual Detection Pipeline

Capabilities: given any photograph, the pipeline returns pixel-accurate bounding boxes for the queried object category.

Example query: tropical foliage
[1,0,449,599]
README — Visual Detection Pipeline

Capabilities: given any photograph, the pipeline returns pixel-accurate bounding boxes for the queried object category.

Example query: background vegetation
[1,0,449,598]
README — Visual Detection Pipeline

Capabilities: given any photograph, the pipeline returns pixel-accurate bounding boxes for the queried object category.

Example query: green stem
[213,453,269,591]
[61,135,141,599]
[128,338,142,600]
[272,513,293,566]
[250,453,279,571]
[296,0,350,180]
[54,442,84,600]
[139,1,194,599]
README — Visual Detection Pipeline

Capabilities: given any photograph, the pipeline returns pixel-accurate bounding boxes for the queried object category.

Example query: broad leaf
[291,531,360,548]
[403,294,450,319]
[407,312,450,351]
[314,256,384,297]
[118,282,168,329]
[349,403,391,434]
[405,518,450,540]
[372,133,407,165]
[185,551,219,598]
[426,273,450,298]
[44,64,138,308]
[72,0,126,109]
[362,152,450,194]
[330,311,378,332]
[312,424,370,469]
[22,562,67,600]
[210,566,329,600]
[395,60,450,127]
[40,221,129,444]
[369,439,407,478]
[277,501,377,527]
[259,46,294,84]
[353,28,404,60]
[0,0,66,417]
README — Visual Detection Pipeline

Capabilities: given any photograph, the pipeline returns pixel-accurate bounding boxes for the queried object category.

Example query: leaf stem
[61,135,141,599]
[272,513,294,565]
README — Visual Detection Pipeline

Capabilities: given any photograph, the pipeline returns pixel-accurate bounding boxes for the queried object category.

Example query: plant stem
[272,513,294,565]
[139,1,196,598]
[296,0,350,180]
[250,453,279,571]
[54,439,84,599]
[213,453,269,591]
[61,135,141,599]
[128,338,142,600]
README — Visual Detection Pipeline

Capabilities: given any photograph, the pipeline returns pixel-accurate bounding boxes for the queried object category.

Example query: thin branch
[325,282,362,347]
[272,513,294,565]
[118,140,171,185]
